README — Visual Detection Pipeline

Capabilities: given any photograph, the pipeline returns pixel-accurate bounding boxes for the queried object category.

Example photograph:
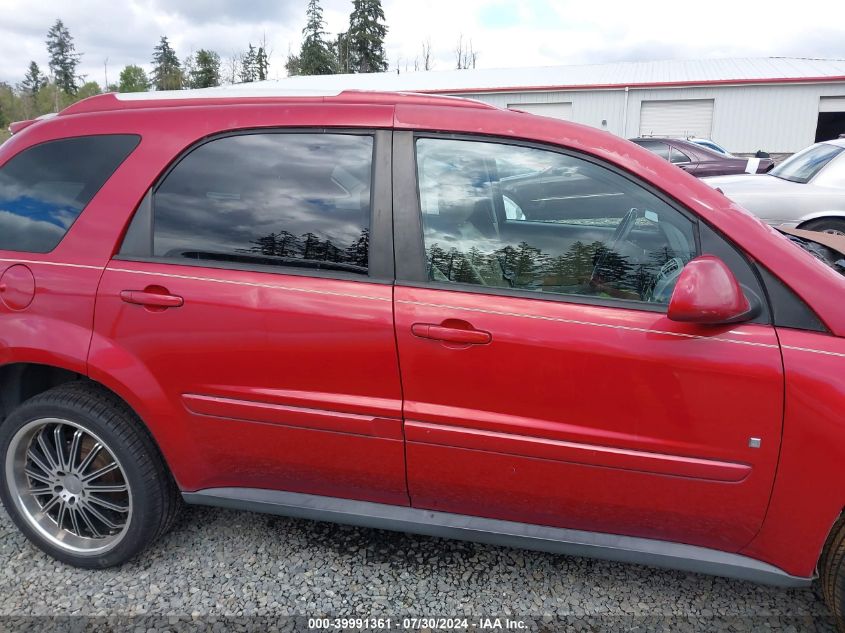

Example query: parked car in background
[705,139,845,234]
[631,137,774,177]
[2,90,845,625]
[688,137,734,156]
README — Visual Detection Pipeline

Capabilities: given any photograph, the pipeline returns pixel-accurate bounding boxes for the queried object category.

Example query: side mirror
[668,256,757,325]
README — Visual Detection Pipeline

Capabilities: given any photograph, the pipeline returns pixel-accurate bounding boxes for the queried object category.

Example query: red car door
[90,130,408,505]
[392,133,783,552]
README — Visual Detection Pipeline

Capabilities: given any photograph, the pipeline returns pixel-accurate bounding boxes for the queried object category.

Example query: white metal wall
[453,82,845,153]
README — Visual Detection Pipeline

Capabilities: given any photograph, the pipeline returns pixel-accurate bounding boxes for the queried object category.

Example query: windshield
[770,143,844,184]
[779,230,845,276]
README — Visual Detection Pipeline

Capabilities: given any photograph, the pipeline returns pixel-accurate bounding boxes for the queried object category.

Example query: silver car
[704,139,845,234]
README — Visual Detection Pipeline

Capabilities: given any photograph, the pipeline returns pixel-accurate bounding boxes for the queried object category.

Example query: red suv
[1,90,845,619]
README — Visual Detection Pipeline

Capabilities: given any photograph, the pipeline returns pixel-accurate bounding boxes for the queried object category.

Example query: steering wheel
[589,208,639,286]
[647,257,685,303]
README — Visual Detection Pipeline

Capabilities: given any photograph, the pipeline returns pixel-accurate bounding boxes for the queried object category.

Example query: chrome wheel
[5,418,132,555]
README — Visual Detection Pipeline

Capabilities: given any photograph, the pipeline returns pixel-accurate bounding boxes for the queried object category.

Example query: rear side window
[152,133,373,275]
[0,135,140,253]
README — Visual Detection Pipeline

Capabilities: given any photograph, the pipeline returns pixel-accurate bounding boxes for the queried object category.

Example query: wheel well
[797,216,845,230]
[0,362,180,488]
[0,363,83,424]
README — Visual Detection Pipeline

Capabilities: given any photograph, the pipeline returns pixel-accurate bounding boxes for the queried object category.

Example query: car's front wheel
[0,382,180,568]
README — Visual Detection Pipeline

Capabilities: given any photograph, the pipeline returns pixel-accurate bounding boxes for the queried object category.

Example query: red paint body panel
[1,92,844,579]
[395,285,783,551]
[90,260,407,503]
[741,329,845,576]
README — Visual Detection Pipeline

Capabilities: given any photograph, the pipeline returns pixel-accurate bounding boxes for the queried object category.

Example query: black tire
[820,515,845,631]
[801,218,845,236]
[0,381,180,568]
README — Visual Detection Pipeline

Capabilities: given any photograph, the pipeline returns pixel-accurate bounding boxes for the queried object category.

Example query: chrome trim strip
[183,487,811,588]
[0,258,102,271]
[108,267,391,302]
[781,344,845,359]
[405,420,752,482]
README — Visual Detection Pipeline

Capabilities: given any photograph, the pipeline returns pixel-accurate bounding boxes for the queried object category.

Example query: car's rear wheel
[801,218,845,236]
[0,382,180,568]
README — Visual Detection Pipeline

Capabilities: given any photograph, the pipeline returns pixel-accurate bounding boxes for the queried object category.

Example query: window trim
[0,133,141,255]
[116,128,394,283]
[395,131,711,314]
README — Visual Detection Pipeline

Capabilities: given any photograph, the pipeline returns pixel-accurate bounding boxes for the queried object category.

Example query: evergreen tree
[20,62,47,97]
[299,0,337,76]
[46,20,82,95]
[150,36,182,90]
[285,52,302,77]
[256,46,270,80]
[118,65,149,92]
[191,50,221,88]
[347,0,388,73]
[239,45,257,83]
[334,33,350,73]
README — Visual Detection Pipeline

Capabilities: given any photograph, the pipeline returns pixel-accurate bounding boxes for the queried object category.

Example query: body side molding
[183,487,811,588]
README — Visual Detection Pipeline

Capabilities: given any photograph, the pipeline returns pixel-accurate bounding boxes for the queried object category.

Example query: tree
[20,62,47,97]
[347,0,388,73]
[256,45,270,80]
[334,33,350,73]
[118,65,149,92]
[76,81,102,99]
[455,34,478,70]
[299,0,337,76]
[285,50,302,77]
[46,19,82,95]
[239,44,257,83]
[150,36,182,90]
[190,50,221,88]
[417,38,433,71]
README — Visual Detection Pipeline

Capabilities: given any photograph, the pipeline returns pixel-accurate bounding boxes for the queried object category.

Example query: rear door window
[150,133,373,275]
[0,135,140,252]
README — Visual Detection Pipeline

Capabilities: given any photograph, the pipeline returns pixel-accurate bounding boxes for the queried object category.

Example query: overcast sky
[0,0,843,86]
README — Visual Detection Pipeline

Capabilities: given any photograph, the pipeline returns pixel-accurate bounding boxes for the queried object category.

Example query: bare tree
[421,38,432,71]
[224,52,240,85]
[455,35,478,70]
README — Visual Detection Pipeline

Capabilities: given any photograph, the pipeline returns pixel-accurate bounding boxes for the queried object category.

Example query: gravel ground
[0,501,836,632]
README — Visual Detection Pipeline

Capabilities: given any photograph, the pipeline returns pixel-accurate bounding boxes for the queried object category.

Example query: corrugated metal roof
[215,57,845,95]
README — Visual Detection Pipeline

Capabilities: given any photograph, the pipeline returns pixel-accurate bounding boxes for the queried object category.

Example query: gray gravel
[0,501,835,631]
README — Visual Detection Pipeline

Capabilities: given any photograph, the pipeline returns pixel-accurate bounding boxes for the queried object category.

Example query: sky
[0,0,843,86]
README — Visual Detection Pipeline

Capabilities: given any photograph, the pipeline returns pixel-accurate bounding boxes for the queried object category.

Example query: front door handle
[411,322,492,345]
[120,290,184,308]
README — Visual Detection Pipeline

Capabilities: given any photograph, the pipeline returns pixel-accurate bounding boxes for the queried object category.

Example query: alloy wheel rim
[5,418,132,555]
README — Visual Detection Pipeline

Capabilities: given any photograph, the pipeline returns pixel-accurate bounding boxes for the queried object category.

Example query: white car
[703,139,845,234]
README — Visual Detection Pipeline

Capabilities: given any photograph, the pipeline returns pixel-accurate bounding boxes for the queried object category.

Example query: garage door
[820,97,845,112]
[508,102,572,120]
[639,99,714,138]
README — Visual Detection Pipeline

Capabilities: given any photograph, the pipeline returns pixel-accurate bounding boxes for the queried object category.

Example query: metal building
[253,57,845,153]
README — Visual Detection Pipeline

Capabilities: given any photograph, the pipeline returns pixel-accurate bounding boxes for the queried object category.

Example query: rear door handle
[120,290,184,308]
[411,323,492,345]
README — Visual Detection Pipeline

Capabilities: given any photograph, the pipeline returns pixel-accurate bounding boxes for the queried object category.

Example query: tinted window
[633,140,671,161]
[153,133,373,274]
[416,138,697,305]
[0,135,139,253]
[670,147,692,163]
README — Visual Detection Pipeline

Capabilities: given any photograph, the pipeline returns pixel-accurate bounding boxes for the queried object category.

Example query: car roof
[821,138,845,149]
